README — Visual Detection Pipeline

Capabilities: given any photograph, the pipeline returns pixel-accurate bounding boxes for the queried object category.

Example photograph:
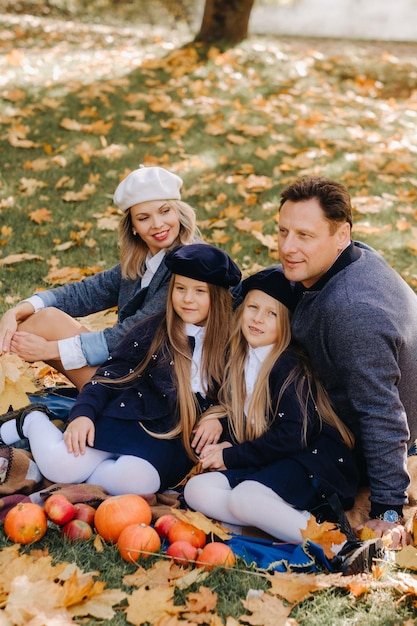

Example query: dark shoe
[332,538,385,575]
[0,403,55,439]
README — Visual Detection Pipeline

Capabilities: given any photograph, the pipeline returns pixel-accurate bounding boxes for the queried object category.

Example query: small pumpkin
[4,502,48,545]
[117,523,161,562]
[94,494,152,543]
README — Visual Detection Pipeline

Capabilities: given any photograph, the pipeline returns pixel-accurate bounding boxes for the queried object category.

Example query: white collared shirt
[244,343,274,417]
[186,323,207,395]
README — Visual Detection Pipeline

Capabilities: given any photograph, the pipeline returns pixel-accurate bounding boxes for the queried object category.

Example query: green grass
[2,3,417,623]
[1,7,417,313]
[1,529,417,625]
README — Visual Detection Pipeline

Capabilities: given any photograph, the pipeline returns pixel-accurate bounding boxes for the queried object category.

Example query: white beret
[113,165,183,212]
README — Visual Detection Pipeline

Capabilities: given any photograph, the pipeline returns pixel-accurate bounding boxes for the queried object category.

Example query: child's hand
[63,416,95,456]
[200,441,232,470]
[191,418,223,455]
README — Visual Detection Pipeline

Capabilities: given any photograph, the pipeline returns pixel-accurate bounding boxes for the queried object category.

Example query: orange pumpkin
[196,542,236,570]
[4,502,48,545]
[94,494,152,543]
[167,520,206,549]
[117,523,161,562]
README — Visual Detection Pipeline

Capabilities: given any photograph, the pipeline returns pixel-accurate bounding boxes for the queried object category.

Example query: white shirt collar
[146,249,166,273]
[185,323,205,339]
[248,343,275,363]
[142,250,166,288]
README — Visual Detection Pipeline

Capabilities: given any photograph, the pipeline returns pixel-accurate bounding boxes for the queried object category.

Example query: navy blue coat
[222,347,359,511]
[68,313,213,490]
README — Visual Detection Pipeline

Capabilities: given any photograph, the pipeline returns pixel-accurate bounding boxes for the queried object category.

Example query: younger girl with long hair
[184,267,359,543]
[0,244,241,495]
[0,165,199,390]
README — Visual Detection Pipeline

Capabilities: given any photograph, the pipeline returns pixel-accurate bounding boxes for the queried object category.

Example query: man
[277,175,417,541]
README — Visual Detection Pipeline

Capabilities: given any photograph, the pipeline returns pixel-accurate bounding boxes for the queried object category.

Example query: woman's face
[130,200,181,255]
[171,275,211,326]
[241,290,280,348]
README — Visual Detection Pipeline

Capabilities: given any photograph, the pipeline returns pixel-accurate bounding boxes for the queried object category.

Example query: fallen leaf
[300,517,347,559]
[183,586,218,613]
[172,509,232,540]
[239,592,293,626]
[395,545,417,570]
[29,208,52,224]
[0,253,43,266]
[125,585,183,625]
[268,570,332,603]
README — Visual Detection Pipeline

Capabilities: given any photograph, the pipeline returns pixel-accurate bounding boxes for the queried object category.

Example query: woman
[0,165,200,390]
[0,244,241,495]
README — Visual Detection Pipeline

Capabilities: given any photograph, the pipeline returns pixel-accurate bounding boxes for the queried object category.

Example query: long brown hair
[118,200,200,279]
[94,276,234,461]
[202,294,354,449]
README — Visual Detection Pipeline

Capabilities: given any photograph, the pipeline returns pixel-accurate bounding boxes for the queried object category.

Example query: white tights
[1,411,161,495]
[184,472,311,543]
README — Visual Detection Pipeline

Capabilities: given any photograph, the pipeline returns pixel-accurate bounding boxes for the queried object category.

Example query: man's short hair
[279,176,353,229]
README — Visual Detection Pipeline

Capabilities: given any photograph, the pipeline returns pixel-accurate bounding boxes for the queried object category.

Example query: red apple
[154,514,178,539]
[44,494,76,525]
[166,540,198,565]
[73,503,96,526]
[62,519,93,541]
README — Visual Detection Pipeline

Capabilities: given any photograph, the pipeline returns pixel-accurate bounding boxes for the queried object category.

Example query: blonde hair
[203,294,354,449]
[94,277,234,462]
[118,200,200,280]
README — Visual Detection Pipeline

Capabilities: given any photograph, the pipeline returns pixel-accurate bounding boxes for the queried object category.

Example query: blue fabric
[28,388,78,421]
[226,534,334,573]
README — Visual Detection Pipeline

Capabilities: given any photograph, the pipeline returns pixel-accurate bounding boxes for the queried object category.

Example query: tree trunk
[195,0,256,44]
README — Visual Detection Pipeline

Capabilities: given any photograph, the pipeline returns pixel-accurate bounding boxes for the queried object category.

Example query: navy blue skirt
[222,458,321,511]
[93,417,194,492]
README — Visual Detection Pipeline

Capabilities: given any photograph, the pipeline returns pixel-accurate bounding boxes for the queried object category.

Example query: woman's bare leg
[17,308,98,389]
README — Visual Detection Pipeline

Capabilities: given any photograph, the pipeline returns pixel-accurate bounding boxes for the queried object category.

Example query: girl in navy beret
[184,267,360,545]
[0,165,200,391]
[0,244,242,495]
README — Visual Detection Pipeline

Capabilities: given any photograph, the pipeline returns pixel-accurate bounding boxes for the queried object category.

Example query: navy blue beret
[165,243,241,288]
[240,267,297,312]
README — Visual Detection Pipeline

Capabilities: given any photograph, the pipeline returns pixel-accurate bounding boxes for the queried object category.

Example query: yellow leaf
[0,252,42,267]
[62,571,105,608]
[44,265,102,285]
[19,177,48,195]
[171,509,232,540]
[357,526,378,541]
[0,354,38,411]
[29,208,52,224]
[269,570,332,603]
[123,560,192,590]
[62,183,96,202]
[395,545,417,570]
[69,587,127,620]
[300,516,347,559]
[239,592,293,626]
[126,585,183,625]
[183,586,218,613]
[93,534,104,552]
[2,88,26,102]
[227,134,248,145]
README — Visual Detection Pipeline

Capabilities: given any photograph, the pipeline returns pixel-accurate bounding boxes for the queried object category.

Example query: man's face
[278,198,350,288]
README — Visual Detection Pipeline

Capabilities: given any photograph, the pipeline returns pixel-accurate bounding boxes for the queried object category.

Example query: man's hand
[356,518,411,549]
